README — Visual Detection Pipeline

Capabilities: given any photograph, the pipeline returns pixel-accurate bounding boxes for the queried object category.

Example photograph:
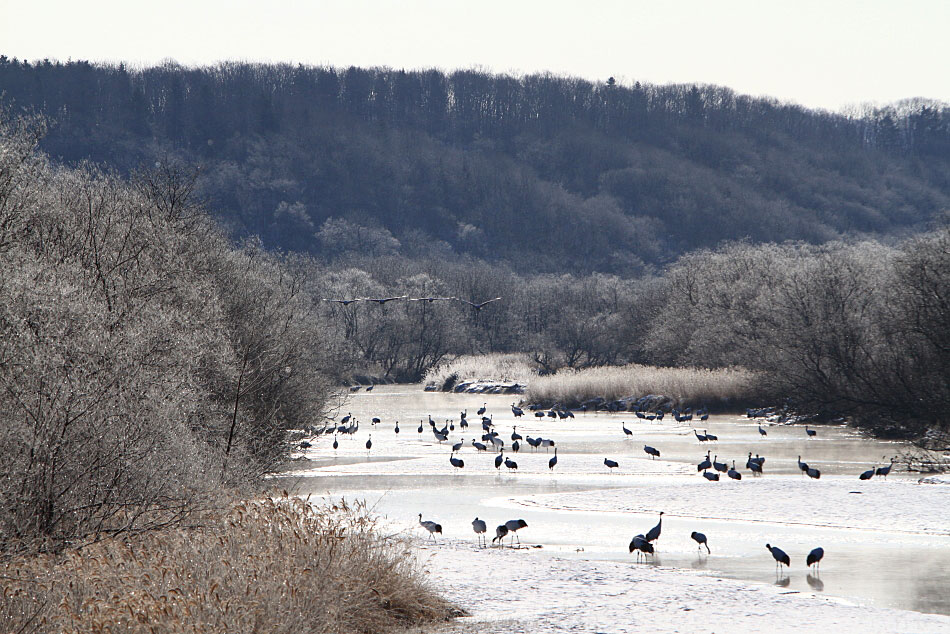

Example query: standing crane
[418,514,442,542]
[876,456,895,478]
[645,512,664,546]
[548,447,558,470]
[806,547,825,571]
[504,519,528,547]
[691,531,710,554]
[766,543,790,570]
[472,517,487,547]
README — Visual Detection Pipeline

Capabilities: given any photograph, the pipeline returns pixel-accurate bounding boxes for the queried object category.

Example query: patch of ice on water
[419,538,950,634]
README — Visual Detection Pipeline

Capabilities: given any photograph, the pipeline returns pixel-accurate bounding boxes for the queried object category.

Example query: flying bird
[408,296,456,303]
[323,298,362,306]
[365,295,408,305]
[457,297,502,311]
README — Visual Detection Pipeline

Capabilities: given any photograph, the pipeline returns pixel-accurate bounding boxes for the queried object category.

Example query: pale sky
[2,0,948,112]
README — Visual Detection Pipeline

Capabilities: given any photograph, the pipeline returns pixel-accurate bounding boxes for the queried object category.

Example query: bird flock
[305,397,902,578]
[323,295,502,311]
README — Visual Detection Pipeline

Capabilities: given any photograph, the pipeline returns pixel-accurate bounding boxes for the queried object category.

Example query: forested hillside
[1,58,948,274]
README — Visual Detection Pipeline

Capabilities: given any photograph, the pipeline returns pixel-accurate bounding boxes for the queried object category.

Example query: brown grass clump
[526,364,762,410]
[0,494,454,634]
[424,353,537,387]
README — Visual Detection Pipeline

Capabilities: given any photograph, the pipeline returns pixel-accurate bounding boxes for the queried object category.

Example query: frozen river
[279,386,950,631]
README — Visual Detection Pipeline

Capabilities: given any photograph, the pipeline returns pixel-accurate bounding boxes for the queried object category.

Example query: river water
[279,386,950,618]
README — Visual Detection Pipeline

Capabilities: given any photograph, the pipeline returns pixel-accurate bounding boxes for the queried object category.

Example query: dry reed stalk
[526,364,761,409]
[423,353,537,387]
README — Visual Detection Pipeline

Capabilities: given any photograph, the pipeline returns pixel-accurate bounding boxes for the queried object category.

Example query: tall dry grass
[0,494,454,634]
[424,353,537,387]
[526,364,763,409]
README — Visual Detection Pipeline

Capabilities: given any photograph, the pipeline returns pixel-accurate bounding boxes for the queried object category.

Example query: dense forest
[1,58,948,274]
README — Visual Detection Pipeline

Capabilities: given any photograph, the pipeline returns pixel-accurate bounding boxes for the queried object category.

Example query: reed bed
[526,364,763,410]
[424,353,538,387]
[0,494,454,634]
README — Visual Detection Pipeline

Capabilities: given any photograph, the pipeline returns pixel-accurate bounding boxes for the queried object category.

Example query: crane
[697,451,712,472]
[472,517,487,547]
[548,447,558,470]
[691,531,710,554]
[418,514,442,542]
[645,511,664,545]
[492,524,509,547]
[766,543,790,570]
[629,534,654,561]
[876,456,895,478]
[504,519,528,547]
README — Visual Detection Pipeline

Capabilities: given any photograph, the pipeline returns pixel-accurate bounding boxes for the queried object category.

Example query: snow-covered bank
[418,539,950,634]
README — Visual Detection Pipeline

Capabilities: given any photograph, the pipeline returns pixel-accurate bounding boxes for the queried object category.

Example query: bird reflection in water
[807,574,824,592]
[691,555,708,570]
[775,575,791,588]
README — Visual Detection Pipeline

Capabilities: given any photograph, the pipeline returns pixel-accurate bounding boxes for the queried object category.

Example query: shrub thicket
[0,115,334,553]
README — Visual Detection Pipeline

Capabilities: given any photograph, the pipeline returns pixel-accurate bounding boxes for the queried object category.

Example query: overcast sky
[2,0,947,112]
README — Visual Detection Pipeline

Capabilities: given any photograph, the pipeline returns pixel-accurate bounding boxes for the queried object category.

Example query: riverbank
[0,496,455,633]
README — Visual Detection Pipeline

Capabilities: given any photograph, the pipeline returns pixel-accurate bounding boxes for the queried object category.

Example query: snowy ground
[281,387,950,631]
[415,539,950,634]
